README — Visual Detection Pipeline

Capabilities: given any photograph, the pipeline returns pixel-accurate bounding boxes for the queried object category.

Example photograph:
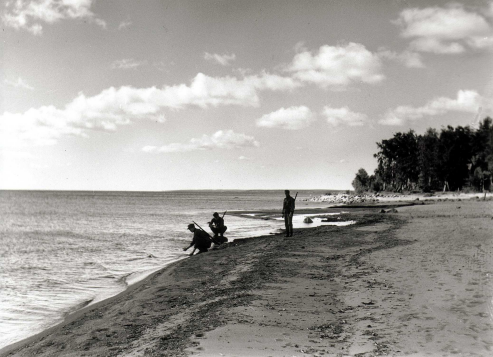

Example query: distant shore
[304,191,492,205]
[2,198,493,356]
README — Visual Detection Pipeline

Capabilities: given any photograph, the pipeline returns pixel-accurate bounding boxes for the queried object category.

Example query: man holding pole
[183,223,212,256]
[209,211,228,244]
[282,190,296,237]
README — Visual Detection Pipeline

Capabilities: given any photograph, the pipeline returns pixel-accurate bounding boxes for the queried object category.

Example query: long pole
[192,220,213,239]
[222,210,227,218]
[294,192,298,200]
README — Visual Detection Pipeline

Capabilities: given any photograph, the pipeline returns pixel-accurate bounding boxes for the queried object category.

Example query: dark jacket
[210,216,225,229]
[192,230,212,251]
[283,196,295,214]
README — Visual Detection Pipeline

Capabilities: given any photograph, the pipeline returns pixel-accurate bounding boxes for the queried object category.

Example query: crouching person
[183,223,212,256]
[209,212,228,244]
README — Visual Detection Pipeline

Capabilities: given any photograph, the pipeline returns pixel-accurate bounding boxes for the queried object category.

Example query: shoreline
[0,205,352,353]
[0,258,186,356]
[3,199,492,356]
[0,205,344,352]
[0,205,369,356]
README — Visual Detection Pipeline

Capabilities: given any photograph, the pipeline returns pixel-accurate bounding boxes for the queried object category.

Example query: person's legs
[284,215,290,236]
[288,212,294,236]
[210,226,219,236]
[220,226,228,237]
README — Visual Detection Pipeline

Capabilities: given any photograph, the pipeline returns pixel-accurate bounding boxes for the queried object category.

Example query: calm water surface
[0,189,341,348]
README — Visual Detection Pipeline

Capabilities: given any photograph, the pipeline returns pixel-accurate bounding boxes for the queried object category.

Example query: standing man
[183,223,212,256]
[282,190,296,237]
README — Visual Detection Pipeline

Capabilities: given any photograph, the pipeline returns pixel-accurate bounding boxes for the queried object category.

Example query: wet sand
[1,199,492,356]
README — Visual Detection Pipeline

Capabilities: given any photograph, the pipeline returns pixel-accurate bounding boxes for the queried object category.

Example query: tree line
[353,117,493,193]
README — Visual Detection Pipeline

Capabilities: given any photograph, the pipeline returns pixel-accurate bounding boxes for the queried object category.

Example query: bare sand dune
[1,200,492,357]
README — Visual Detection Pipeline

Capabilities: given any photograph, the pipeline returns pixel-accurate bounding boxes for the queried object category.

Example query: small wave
[63,298,95,317]
[126,257,145,262]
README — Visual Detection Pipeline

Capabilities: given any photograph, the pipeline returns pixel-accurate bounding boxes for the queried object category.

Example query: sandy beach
[2,198,493,357]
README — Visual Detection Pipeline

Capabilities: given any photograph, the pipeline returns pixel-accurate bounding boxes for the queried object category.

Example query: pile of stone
[304,193,391,204]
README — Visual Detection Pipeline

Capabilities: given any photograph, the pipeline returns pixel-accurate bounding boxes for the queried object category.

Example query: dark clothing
[192,230,212,252]
[210,216,225,229]
[284,212,293,236]
[210,225,227,235]
[283,195,295,236]
[210,216,227,235]
[283,196,295,215]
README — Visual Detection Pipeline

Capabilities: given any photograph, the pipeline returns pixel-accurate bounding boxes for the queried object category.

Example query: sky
[1,0,492,191]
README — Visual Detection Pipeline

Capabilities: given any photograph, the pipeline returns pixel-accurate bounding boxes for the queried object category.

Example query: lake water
[0,189,345,348]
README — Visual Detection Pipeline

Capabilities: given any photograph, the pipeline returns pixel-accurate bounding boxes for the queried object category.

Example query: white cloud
[377,49,425,68]
[0,86,166,148]
[322,106,368,127]
[379,90,482,126]
[118,20,132,30]
[2,0,106,35]
[153,72,299,109]
[256,106,315,130]
[285,43,385,89]
[238,156,251,160]
[394,4,493,54]
[1,72,297,148]
[142,130,259,153]
[4,77,35,90]
[111,59,147,70]
[204,52,236,66]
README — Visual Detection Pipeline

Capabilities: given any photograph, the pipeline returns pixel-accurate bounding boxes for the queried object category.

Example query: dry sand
[1,199,492,357]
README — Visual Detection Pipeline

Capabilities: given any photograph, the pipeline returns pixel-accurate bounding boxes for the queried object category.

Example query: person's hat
[187,223,195,229]
[213,212,219,217]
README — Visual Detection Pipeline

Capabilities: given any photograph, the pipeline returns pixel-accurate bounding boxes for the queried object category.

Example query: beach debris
[387,208,398,213]
[303,217,313,223]
[380,209,386,213]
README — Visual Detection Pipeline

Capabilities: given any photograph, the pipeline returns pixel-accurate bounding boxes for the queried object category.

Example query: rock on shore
[304,193,389,204]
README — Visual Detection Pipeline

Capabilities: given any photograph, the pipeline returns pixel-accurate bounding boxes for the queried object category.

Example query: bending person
[183,223,212,256]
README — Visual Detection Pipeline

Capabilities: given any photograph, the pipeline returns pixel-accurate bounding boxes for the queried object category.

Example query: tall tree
[437,126,473,191]
[352,168,370,194]
[374,130,419,191]
[417,128,440,191]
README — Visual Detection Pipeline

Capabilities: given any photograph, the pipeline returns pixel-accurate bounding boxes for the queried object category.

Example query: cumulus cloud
[377,49,425,68]
[322,106,368,127]
[0,72,298,148]
[142,130,259,153]
[111,59,147,70]
[379,90,482,125]
[285,43,385,89]
[1,0,106,35]
[4,77,34,90]
[256,106,315,130]
[394,4,493,54]
[0,87,166,148]
[204,52,236,66]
